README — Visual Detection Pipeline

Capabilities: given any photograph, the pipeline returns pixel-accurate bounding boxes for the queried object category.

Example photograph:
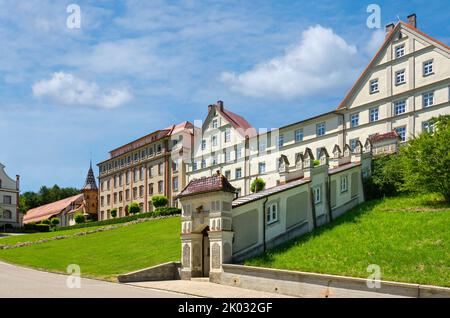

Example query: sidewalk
[127,279,294,298]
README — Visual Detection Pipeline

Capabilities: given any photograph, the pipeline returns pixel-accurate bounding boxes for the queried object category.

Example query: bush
[55,207,182,232]
[128,202,140,215]
[110,208,117,218]
[35,224,50,232]
[50,218,60,227]
[364,154,406,200]
[250,178,266,193]
[2,223,13,230]
[74,213,86,224]
[154,207,181,216]
[42,219,51,225]
[313,159,321,166]
[152,195,168,208]
[400,115,450,203]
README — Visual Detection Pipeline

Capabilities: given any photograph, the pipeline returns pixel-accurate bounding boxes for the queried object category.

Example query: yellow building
[97,122,194,220]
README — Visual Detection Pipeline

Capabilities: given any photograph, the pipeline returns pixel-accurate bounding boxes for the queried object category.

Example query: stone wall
[218,264,450,298]
[117,262,181,283]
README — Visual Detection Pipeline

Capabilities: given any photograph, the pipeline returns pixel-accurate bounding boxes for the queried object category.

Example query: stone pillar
[208,230,234,283]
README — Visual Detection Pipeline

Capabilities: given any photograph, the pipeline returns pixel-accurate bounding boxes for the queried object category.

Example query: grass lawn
[0,225,111,246]
[0,217,180,281]
[245,194,450,287]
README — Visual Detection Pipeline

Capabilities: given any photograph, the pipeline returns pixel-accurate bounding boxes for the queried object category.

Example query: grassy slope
[0,217,180,280]
[245,194,450,287]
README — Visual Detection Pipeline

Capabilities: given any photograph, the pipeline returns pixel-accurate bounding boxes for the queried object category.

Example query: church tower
[82,162,98,218]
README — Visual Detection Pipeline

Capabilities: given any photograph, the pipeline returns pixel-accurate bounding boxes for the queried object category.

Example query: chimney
[216,100,224,112]
[16,175,20,191]
[216,170,221,176]
[208,104,214,113]
[385,23,395,37]
[407,13,417,28]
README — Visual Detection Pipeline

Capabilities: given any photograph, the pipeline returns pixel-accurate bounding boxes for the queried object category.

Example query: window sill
[395,81,406,86]
[369,90,379,95]
[423,72,434,77]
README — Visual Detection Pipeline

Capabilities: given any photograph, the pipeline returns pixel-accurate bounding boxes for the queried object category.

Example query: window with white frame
[395,126,407,142]
[395,45,405,58]
[394,99,406,115]
[313,187,321,204]
[350,113,359,128]
[224,129,231,143]
[295,129,304,142]
[259,136,267,151]
[192,162,197,171]
[266,202,278,224]
[422,121,435,133]
[316,122,326,136]
[212,135,218,147]
[201,139,206,150]
[235,168,242,179]
[258,162,266,174]
[224,170,231,179]
[173,176,179,191]
[201,159,206,169]
[423,60,433,76]
[212,119,218,129]
[278,134,284,147]
[340,175,348,192]
[236,146,242,159]
[212,156,218,165]
[369,107,379,122]
[395,70,406,85]
[225,151,231,163]
[350,138,359,151]
[423,91,434,107]
[370,79,379,93]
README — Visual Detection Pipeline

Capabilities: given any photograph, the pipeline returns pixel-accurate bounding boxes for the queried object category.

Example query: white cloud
[365,29,385,56]
[32,72,132,109]
[220,25,362,99]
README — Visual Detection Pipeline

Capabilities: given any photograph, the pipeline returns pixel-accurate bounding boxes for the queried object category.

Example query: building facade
[179,146,372,280]
[0,163,21,228]
[97,122,194,220]
[187,15,450,196]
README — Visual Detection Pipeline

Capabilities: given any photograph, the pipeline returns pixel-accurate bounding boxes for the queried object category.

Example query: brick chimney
[16,175,20,191]
[216,100,224,112]
[385,23,395,37]
[407,13,417,28]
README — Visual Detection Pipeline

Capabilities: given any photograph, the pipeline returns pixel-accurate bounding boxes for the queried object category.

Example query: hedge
[24,223,50,232]
[56,207,181,231]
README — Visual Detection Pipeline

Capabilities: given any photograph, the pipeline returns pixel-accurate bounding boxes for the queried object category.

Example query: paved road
[0,261,194,298]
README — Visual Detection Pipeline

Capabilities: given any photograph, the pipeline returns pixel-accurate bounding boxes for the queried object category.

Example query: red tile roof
[215,104,256,138]
[178,173,236,198]
[23,194,84,224]
[369,131,400,143]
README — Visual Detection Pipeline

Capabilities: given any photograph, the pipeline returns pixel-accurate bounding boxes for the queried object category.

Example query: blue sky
[0,0,448,192]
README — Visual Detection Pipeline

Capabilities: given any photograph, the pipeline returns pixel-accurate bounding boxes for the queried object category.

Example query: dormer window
[395,45,405,58]
[212,119,218,129]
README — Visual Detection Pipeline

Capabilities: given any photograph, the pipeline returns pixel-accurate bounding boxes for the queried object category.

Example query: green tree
[74,213,86,224]
[250,178,266,193]
[50,218,60,227]
[19,186,79,214]
[128,202,140,215]
[151,195,168,209]
[110,208,117,218]
[400,115,450,203]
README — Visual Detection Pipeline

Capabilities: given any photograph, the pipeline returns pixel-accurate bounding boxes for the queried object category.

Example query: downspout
[262,196,268,252]
[326,175,333,223]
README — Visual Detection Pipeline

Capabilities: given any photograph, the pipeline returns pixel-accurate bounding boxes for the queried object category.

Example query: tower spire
[83,161,98,191]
